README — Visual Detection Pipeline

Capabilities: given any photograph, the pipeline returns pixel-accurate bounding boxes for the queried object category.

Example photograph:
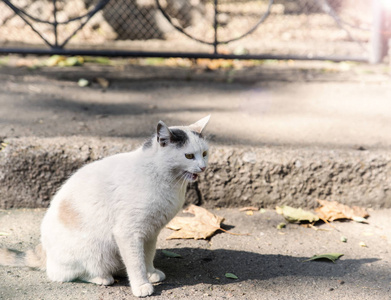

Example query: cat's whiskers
[177,173,188,191]
[167,172,186,188]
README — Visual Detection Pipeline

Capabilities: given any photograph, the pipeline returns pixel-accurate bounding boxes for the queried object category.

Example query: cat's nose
[200,167,206,172]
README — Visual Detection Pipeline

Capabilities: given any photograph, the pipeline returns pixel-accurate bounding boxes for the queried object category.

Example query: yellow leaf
[166,205,225,240]
[45,55,66,67]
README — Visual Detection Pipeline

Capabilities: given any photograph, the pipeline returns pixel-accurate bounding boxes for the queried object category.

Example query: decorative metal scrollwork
[2,0,110,48]
[155,0,274,53]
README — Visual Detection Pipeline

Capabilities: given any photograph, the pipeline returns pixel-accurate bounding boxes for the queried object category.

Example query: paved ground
[0,57,391,299]
[0,208,390,300]
[1,58,391,149]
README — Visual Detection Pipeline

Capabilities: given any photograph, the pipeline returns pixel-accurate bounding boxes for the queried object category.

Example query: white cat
[0,116,210,297]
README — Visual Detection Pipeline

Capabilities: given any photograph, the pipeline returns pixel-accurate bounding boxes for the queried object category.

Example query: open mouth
[184,171,198,181]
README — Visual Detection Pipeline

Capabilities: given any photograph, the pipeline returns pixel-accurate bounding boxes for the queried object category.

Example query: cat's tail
[0,244,46,270]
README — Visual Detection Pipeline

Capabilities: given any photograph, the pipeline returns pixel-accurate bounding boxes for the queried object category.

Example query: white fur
[40,117,210,297]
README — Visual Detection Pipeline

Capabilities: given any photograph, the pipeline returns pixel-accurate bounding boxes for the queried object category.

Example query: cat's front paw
[132,282,154,297]
[148,269,166,283]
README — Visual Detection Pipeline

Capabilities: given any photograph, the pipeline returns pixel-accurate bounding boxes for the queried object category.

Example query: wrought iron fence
[0,0,389,62]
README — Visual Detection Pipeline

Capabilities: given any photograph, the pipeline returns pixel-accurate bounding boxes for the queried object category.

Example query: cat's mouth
[184,171,198,181]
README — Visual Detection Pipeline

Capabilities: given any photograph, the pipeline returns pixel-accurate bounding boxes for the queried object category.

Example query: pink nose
[200,167,206,172]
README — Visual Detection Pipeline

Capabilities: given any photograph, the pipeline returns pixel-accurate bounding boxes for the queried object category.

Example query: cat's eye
[185,153,195,160]
[202,151,208,157]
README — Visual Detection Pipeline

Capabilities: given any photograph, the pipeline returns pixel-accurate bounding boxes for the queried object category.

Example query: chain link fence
[0,0,389,62]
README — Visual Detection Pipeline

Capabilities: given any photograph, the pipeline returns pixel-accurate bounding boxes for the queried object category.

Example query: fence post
[370,0,388,64]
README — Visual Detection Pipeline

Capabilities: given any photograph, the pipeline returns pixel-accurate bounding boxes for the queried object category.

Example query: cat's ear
[157,121,172,147]
[189,115,211,134]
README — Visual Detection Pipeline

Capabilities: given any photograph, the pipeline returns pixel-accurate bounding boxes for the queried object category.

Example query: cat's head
[145,115,211,182]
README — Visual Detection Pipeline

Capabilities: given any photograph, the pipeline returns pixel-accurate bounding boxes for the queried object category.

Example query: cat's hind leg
[148,269,166,283]
[46,256,82,283]
[46,255,115,286]
[81,275,115,286]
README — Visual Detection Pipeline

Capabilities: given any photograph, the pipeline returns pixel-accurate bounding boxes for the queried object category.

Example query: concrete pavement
[0,57,390,300]
[0,208,390,300]
[0,58,390,209]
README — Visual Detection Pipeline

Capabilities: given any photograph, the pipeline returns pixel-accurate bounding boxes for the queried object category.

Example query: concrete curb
[1,137,390,209]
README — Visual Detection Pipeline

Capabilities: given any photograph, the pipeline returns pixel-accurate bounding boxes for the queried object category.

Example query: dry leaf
[166,205,225,240]
[276,205,319,223]
[95,77,110,89]
[196,58,235,70]
[239,206,259,212]
[315,200,369,222]
[45,55,66,67]
[304,253,344,263]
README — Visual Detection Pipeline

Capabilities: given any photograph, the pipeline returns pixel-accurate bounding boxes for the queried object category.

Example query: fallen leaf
[84,56,112,65]
[162,250,182,258]
[359,242,367,247]
[45,55,84,67]
[304,253,344,263]
[78,78,90,87]
[340,236,348,243]
[95,77,110,89]
[45,55,65,67]
[246,211,254,216]
[315,200,369,222]
[352,216,368,223]
[143,57,166,65]
[276,206,319,223]
[239,206,259,212]
[307,224,333,231]
[166,205,225,240]
[196,58,234,70]
[225,273,238,279]
[0,142,8,151]
[61,56,84,67]
[277,222,286,229]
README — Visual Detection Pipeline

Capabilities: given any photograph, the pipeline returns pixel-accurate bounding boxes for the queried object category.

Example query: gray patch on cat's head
[170,128,189,148]
[157,121,189,148]
[191,131,203,139]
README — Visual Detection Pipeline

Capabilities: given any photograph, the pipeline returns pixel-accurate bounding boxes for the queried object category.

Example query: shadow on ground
[111,248,381,295]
